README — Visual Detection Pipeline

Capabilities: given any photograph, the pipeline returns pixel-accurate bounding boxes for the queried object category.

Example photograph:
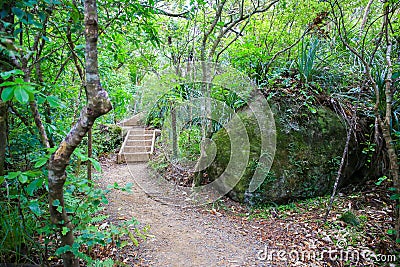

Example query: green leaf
[37,95,46,104]
[101,196,109,204]
[46,95,60,107]
[47,147,57,154]
[387,229,397,235]
[22,85,36,94]
[309,107,317,114]
[14,77,24,83]
[74,149,88,161]
[31,19,43,29]
[128,231,139,246]
[134,228,147,240]
[14,87,30,103]
[18,174,28,184]
[0,69,24,80]
[56,245,71,255]
[0,81,18,87]
[57,206,63,213]
[29,200,43,216]
[52,199,60,206]
[61,226,69,235]
[1,87,15,101]
[89,158,102,172]
[34,157,48,168]
[6,171,20,179]
[27,178,44,196]
[24,0,38,8]
[11,7,25,19]
[38,11,46,22]
[375,176,387,186]
[0,176,4,184]
[390,193,400,200]
[392,72,400,80]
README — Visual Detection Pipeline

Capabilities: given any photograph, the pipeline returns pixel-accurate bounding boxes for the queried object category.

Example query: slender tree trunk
[0,3,15,176]
[36,58,55,148]
[23,63,50,149]
[87,127,92,180]
[359,0,374,37]
[329,0,398,241]
[324,105,356,222]
[381,6,400,240]
[171,107,177,159]
[0,100,7,176]
[29,100,50,148]
[47,0,112,266]
[16,5,50,149]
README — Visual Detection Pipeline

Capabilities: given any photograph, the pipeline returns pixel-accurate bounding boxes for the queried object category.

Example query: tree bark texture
[381,4,400,240]
[47,0,112,266]
[29,100,50,148]
[0,101,7,176]
[87,127,92,180]
[0,3,15,176]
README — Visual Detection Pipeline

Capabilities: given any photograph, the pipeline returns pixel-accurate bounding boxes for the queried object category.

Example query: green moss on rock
[206,100,348,204]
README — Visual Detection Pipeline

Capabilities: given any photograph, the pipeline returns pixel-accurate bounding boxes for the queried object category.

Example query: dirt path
[98,160,264,267]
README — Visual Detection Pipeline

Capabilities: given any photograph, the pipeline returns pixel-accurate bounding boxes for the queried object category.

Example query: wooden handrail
[117,130,131,163]
[150,129,156,154]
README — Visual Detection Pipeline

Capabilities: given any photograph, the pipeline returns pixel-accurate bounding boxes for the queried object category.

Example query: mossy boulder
[206,100,366,204]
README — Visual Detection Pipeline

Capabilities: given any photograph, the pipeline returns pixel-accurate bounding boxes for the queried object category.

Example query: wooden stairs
[117,113,158,163]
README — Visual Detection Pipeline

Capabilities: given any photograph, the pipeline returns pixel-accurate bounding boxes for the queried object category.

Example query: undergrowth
[0,157,147,266]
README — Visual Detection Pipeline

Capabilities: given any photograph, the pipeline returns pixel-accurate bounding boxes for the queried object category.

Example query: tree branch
[47,0,112,265]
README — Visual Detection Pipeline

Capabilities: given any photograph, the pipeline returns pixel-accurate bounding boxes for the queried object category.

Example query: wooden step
[128,134,154,140]
[126,140,153,146]
[129,129,154,135]
[117,127,157,163]
[123,145,151,153]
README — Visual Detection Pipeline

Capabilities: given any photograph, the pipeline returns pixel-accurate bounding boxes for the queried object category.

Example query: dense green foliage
[0,0,399,265]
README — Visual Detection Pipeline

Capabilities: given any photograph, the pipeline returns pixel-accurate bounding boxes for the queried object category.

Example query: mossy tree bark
[47,0,112,266]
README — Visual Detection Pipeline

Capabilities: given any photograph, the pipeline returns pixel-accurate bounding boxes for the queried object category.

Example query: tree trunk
[381,7,400,240]
[359,0,374,38]
[47,0,112,266]
[29,100,50,148]
[0,2,14,176]
[87,127,92,180]
[171,107,177,159]
[0,100,7,176]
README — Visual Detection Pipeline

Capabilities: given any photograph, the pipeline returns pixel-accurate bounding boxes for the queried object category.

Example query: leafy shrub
[0,156,146,265]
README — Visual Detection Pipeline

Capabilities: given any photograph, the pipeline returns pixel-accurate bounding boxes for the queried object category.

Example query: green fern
[90,214,109,224]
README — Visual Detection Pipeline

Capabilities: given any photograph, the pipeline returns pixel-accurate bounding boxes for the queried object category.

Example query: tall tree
[328,0,400,241]
[0,2,14,176]
[47,0,112,265]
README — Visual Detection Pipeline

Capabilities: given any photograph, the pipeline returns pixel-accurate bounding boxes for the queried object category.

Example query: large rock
[206,99,368,204]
